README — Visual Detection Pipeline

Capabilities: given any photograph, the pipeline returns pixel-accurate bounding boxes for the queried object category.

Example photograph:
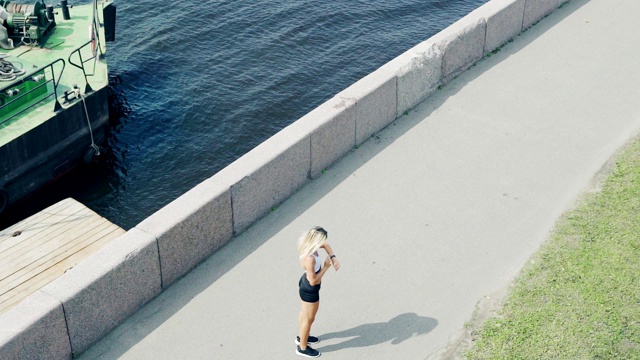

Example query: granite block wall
[214,126,311,235]
[339,68,398,145]
[432,14,487,83]
[137,178,232,287]
[523,0,558,29]
[40,229,161,355]
[0,291,71,360]
[289,96,357,179]
[481,0,527,54]
[391,42,443,118]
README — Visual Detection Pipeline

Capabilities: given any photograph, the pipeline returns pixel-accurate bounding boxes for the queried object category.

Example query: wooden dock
[0,198,125,315]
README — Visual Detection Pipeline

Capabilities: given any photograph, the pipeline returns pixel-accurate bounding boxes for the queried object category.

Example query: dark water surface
[2,0,489,229]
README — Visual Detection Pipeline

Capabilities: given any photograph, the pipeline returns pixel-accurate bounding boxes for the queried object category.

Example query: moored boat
[0,0,116,215]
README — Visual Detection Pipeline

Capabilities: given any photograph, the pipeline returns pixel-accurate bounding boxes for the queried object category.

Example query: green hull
[0,0,116,214]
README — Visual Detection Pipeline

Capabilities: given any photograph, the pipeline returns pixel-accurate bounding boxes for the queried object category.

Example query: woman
[296,226,341,358]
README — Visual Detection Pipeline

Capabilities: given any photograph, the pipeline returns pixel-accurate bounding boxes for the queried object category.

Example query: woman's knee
[300,311,315,323]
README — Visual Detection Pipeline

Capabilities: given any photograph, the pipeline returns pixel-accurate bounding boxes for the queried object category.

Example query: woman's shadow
[317,313,438,353]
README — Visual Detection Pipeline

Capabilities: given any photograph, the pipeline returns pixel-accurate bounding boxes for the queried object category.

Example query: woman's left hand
[331,257,341,271]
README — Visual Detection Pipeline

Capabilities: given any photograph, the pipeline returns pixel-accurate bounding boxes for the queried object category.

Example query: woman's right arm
[303,256,331,285]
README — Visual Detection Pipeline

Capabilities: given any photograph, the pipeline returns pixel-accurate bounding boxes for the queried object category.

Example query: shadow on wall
[317,313,438,352]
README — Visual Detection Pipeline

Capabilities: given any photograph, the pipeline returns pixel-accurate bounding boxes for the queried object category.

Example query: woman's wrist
[329,254,336,259]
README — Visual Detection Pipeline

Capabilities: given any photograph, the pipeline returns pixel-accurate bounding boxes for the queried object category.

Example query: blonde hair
[297,226,328,259]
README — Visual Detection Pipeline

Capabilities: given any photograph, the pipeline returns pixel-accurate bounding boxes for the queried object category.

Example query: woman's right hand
[324,256,332,269]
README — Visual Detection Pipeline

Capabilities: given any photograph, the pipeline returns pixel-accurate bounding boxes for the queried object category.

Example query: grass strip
[466,137,640,359]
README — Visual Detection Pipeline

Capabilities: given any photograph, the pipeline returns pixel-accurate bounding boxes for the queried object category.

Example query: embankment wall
[0,0,571,357]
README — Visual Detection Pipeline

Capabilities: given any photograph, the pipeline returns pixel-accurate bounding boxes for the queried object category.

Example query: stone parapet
[137,178,232,287]
[214,125,311,236]
[389,42,443,118]
[339,67,398,145]
[523,0,558,29]
[39,229,161,356]
[480,0,527,55]
[432,13,487,83]
[0,291,71,360]
[289,95,357,179]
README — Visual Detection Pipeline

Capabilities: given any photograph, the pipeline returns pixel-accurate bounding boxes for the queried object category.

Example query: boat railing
[0,58,66,126]
[68,0,104,94]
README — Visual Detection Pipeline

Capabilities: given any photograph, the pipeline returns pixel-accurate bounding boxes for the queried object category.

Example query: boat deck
[0,0,110,147]
[0,198,124,315]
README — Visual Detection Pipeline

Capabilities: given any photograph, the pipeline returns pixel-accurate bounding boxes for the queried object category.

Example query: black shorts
[299,273,321,303]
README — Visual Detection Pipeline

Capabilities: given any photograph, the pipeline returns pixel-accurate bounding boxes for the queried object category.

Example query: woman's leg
[298,300,320,349]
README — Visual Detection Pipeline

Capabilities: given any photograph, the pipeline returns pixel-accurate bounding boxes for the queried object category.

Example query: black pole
[61,0,70,20]
[46,5,55,22]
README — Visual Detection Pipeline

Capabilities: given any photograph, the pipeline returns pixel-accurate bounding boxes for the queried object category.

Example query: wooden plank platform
[0,198,125,315]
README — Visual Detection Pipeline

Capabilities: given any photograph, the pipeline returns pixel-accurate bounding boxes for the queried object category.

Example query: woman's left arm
[321,243,341,271]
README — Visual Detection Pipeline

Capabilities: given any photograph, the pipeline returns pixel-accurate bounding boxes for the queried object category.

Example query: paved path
[81,0,640,358]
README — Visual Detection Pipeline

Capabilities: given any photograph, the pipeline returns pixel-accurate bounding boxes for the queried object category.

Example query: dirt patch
[436,284,512,360]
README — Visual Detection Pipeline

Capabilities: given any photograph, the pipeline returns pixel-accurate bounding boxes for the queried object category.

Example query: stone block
[214,127,311,235]
[523,0,558,30]
[338,68,397,145]
[558,0,571,6]
[289,96,356,179]
[386,41,443,117]
[431,13,487,83]
[136,178,233,287]
[479,0,526,54]
[0,291,71,360]
[41,228,161,356]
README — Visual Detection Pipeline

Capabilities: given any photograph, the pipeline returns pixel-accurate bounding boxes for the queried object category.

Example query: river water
[1,0,489,229]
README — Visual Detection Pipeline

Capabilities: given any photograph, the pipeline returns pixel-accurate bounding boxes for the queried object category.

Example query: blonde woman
[296,226,341,358]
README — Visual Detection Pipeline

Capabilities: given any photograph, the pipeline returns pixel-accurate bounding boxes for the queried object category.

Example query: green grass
[466,137,640,359]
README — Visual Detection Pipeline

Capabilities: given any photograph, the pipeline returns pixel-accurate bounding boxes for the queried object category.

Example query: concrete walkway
[81,0,640,358]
